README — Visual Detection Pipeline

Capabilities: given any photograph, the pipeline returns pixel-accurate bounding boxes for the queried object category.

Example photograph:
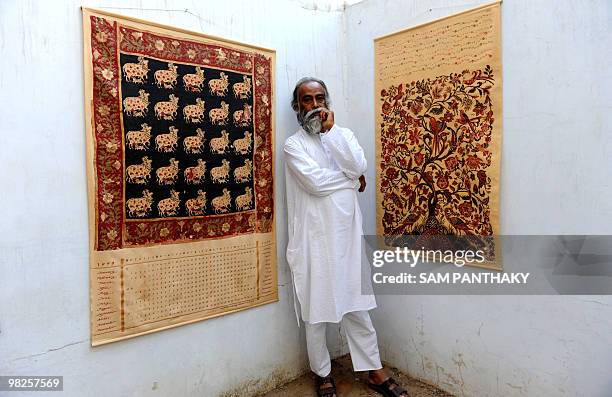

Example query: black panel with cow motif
[119,53,254,219]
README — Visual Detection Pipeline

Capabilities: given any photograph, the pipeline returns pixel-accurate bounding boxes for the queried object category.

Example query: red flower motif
[437,175,449,190]
[382,102,391,115]
[414,152,425,165]
[444,156,458,170]
[385,167,399,180]
[408,128,419,145]
[473,101,486,116]
[458,202,473,217]
[466,155,483,170]
[443,111,453,122]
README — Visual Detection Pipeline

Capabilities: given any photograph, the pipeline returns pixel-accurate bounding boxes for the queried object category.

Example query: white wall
[344,0,612,396]
[0,1,348,396]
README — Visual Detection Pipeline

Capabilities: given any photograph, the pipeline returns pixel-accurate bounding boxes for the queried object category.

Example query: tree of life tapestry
[82,8,276,345]
[374,2,502,269]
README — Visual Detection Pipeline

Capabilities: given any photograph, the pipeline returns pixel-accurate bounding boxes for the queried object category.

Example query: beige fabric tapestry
[82,8,277,345]
[375,1,502,269]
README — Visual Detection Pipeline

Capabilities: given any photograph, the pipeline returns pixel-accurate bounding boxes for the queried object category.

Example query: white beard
[301,108,324,135]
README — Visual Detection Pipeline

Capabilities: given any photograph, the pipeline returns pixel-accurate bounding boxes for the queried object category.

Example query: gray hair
[291,77,331,112]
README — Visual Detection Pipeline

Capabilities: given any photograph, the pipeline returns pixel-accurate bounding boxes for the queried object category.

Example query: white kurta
[284,124,377,324]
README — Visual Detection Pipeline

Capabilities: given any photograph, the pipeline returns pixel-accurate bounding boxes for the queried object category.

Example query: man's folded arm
[284,140,358,197]
[321,125,367,180]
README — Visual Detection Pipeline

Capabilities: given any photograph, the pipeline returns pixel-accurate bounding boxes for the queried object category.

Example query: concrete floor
[259,355,454,397]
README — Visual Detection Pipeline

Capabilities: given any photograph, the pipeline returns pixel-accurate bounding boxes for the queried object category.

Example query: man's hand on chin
[320,109,335,132]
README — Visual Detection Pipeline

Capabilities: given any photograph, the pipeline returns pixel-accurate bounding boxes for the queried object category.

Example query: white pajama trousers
[305,310,382,377]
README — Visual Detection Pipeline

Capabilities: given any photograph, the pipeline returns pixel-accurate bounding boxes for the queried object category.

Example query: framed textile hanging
[374,2,502,269]
[82,8,276,345]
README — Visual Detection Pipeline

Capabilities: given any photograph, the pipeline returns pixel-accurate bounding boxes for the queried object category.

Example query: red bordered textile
[88,15,274,250]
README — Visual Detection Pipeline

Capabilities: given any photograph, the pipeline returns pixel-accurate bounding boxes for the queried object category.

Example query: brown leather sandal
[368,377,410,397]
[315,374,337,397]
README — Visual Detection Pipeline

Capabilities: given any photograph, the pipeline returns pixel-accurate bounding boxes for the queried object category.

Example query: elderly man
[284,77,409,397]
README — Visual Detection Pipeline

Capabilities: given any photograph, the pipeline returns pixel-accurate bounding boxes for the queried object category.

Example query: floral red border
[90,16,274,250]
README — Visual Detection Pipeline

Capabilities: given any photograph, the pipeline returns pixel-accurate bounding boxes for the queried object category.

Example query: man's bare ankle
[368,369,389,384]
